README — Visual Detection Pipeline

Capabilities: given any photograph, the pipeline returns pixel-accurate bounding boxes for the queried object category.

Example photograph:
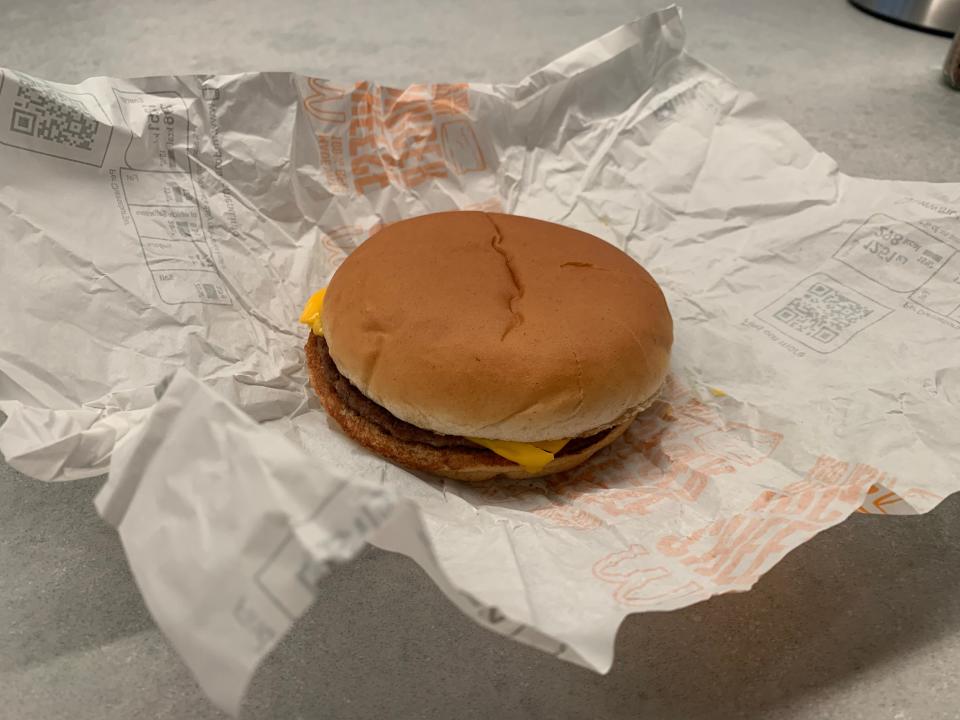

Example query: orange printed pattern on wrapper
[463,374,899,609]
[856,483,909,515]
[304,78,347,123]
[317,225,356,268]
[462,197,505,213]
[898,486,945,510]
[572,378,783,519]
[301,79,485,196]
[534,505,604,530]
[593,545,705,607]
[855,480,942,515]
[316,223,386,270]
[316,214,394,262]
[475,375,783,528]
[592,455,892,609]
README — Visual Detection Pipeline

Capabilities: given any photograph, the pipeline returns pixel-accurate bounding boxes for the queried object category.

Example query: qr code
[10,74,99,150]
[773,283,872,343]
[756,273,892,353]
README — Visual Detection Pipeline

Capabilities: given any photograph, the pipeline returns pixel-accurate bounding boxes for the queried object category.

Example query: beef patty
[314,334,608,456]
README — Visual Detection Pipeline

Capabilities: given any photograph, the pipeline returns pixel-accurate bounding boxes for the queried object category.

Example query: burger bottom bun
[306,335,638,482]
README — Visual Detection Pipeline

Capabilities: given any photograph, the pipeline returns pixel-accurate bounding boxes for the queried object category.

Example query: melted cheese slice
[299,288,327,335]
[468,437,571,473]
[532,438,570,454]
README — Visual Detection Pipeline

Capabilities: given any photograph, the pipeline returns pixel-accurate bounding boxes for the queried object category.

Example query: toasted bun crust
[306,334,634,481]
[322,211,672,442]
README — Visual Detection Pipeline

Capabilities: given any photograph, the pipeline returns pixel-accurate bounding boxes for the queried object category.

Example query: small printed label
[121,169,195,206]
[910,252,960,319]
[114,89,190,172]
[834,213,955,293]
[130,204,204,242]
[119,165,231,306]
[151,269,230,305]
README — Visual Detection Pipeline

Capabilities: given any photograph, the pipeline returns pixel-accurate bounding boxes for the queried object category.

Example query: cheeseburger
[300,211,672,482]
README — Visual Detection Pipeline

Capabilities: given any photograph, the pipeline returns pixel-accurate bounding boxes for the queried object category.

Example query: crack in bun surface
[320,211,673,444]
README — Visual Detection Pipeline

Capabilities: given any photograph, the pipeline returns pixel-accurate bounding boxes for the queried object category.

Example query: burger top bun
[322,211,673,442]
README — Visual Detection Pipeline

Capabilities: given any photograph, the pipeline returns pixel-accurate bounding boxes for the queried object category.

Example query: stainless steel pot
[850,0,960,35]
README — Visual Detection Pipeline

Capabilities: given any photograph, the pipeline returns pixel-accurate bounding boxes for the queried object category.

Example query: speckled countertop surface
[1,1,959,718]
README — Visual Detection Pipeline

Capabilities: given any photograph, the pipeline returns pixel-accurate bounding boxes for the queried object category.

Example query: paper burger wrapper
[0,6,958,715]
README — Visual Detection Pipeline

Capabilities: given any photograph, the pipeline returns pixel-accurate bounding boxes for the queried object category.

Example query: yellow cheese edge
[532,438,570,454]
[299,288,327,335]
[300,288,573,473]
[468,437,571,473]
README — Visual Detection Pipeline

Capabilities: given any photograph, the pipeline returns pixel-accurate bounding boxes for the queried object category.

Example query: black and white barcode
[770,281,873,345]
[10,74,99,151]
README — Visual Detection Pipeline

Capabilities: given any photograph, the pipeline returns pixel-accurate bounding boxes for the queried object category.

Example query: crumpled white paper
[1,6,960,715]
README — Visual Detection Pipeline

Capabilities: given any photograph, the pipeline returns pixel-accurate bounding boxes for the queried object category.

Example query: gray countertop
[1,1,959,718]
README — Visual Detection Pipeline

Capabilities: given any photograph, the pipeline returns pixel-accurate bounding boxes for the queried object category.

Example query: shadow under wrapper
[243,494,960,719]
[0,470,155,670]
[1,435,959,718]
